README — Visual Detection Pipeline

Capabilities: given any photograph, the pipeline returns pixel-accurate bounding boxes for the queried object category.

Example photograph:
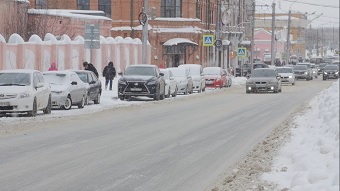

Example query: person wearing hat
[83,61,99,78]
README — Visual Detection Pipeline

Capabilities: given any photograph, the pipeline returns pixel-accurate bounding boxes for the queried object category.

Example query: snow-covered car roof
[42,70,77,75]
[0,69,40,74]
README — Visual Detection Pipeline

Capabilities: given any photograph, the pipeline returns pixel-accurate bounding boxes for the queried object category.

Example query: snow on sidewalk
[261,79,339,191]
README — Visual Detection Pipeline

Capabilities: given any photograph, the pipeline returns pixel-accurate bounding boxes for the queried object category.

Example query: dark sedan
[323,65,339,80]
[72,70,102,104]
[118,65,165,101]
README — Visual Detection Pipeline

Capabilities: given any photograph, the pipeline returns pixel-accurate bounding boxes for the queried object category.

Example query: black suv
[323,65,339,80]
[118,65,165,101]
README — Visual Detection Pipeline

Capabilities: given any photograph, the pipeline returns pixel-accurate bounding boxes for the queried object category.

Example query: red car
[203,67,227,88]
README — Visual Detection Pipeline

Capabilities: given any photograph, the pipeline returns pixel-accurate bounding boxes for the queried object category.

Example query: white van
[178,64,206,92]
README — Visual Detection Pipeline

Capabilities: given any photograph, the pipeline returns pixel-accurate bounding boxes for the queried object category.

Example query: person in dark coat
[102,61,116,90]
[83,61,99,78]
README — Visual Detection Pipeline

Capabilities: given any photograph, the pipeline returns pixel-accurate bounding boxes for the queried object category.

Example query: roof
[28,9,112,21]
[0,69,39,73]
[163,38,198,46]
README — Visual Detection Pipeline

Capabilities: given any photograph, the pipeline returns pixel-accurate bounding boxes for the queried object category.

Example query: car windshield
[43,73,69,85]
[203,67,220,75]
[76,72,88,83]
[319,63,327,67]
[125,66,156,76]
[251,69,276,77]
[324,65,339,70]
[169,69,186,77]
[277,68,293,73]
[253,64,268,69]
[294,65,307,70]
[187,67,200,75]
[0,73,31,86]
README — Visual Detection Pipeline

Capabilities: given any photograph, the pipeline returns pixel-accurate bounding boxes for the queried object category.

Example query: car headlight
[313,71,316,73]
[336,72,339,74]
[289,76,293,78]
[146,80,157,85]
[324,72,328,74]
[19,92,31,99]
[304,72,308,74]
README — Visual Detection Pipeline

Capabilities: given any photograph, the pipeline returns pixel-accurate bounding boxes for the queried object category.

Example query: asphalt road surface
[0,77,334,191]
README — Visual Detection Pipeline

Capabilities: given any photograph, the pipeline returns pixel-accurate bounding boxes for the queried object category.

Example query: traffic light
[230,51,235,59]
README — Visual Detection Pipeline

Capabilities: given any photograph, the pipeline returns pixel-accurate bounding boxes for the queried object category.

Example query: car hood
[278,73,293,77]
[0,86,32,94]
[204,75,219,79]
[49,84,69,92]
[324,70,338,72]
[191,75,203,81]
[120,75,155,82]
[247,77,276,82]
[173,76,186,82]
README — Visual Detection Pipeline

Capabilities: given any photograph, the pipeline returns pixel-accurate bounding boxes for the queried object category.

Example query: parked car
[71,70,102,105]
[203,67,227,88]
[43,71,87,110]
[160,68,177,98]
[223,69,233,87]
[295,63,313,80]
[167,67,193,95]
[276,67,296,85]
[323,65,339,80]
[317,63,328,75]
[310,64,318,79]
[331,59,340,67]
[0,69,51,116]
[118,64,166,100]
[178,64,206,92]
[246,68,282,93]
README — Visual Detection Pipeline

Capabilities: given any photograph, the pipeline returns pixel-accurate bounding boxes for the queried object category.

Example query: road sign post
[84,24,100,64]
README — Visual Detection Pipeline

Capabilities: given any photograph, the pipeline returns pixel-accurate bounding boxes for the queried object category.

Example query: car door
[33,72,44,109]
[37,72,50,109]
[70,73,82,103]
[90,72,101,99]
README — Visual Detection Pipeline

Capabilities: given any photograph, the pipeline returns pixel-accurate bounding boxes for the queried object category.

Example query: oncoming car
[246,68,282,93]
[276,67,295,85]
[118,64,166,101]
[0,69,51,117]
[323,65,339,80]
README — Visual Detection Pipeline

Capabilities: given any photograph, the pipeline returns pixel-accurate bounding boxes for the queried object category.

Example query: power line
[280,0,339,8]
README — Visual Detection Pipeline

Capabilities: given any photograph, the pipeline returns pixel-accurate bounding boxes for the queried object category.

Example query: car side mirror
[89,81,96,84]
[35,83,44,89]
[159,73,164,76]
[170,76,174,80]
[118,72,123,76]
[71,81,77,85]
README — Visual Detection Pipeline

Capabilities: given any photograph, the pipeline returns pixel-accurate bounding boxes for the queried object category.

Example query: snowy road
[0,78,334,191]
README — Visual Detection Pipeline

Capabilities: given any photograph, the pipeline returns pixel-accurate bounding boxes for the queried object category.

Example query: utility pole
[215,0,221,67]
[142,0,149,65]
[286,10,291,64]
[250,1,255,73]
[316,29,319,56]
[271,2,276,65]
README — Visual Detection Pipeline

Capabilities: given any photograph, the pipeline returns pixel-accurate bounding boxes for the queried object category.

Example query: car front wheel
[43,96,52,114]
[62,96,72,110]
[94,93,101,104]
[28,98,37,117]
[78,96,85,109]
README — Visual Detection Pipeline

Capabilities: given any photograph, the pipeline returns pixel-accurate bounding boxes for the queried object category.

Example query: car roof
[69,69,92,73]
[178,64,201,68]
[0,69,40,74]
[42,71,76,75]
[277,67,293,69]
[253,68,275,71]
[127,64,156,68]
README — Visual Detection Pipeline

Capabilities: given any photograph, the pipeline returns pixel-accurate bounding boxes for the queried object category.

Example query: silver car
[276,67,296,85]
[246,68,282,93]
[43,71,87,110]
[293,65,312,81]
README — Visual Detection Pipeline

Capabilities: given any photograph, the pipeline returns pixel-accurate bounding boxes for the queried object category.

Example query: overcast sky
[256,0,339,28]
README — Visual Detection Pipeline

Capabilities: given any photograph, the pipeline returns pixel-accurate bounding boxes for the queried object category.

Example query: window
[78,0,90,10]
[196,0,201,19]
[160,0,182,18]
[35,0,47,8]
[98,0,111,18]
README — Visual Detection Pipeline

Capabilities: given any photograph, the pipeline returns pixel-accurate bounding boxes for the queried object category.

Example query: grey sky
[256,0,339,28]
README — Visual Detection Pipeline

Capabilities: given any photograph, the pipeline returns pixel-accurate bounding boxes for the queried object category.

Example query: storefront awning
[240,40,251,46]
[163,38,198,46]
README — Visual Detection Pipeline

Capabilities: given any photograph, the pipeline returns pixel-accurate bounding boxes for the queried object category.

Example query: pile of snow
[262,80,339,191]
[232,77,247,87]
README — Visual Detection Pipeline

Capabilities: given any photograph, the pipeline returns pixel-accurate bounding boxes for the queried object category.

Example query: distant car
[276,67,296,85]
[295,63,313,80]
[71,70,102,105]
[118,64,166,100]
[317,63,328,75]
[246,68,282,93]
[290,55,299,65]
[223,69,233,87]
[203,67,227,88]
[253,62,269,70]
[332,59,340,67]
[0,69,52,116]
[178,64,206,92]
[43,71,87,110]
[160,68,177,98]
[323,65,339,80]
[310,64,318,79]
[167,67,193,95]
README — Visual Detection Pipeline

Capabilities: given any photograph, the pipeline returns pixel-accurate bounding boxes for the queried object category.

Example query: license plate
[206,81,213,84]
[329,75,334,77]
[130,88,142,91]
[0,102,9,106]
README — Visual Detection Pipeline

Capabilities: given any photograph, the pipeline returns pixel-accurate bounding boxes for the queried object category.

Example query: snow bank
[262,80,339,191]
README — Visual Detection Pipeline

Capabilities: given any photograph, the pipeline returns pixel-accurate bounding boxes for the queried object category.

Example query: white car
[223,69,233,87]
[160,69,177,98]
[43,71,87,110]
[178,64,206,92]
[167,67,193,95]
[0,69,52,117]
[276,67,296,85]
[310,64,318,79]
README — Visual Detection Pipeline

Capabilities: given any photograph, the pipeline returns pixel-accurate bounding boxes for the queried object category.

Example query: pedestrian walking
[83,61,99,78]
[102,61,116,90]
[48,62,58,71]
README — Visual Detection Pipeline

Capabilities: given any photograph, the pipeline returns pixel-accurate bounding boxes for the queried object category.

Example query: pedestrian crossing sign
[203,35,214,46]
[237,48,247,58]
